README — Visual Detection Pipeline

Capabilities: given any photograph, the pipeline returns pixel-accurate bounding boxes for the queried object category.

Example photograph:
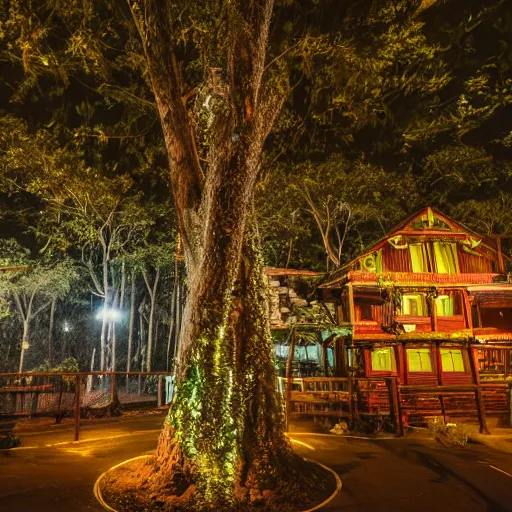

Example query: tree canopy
[1,0,512,509]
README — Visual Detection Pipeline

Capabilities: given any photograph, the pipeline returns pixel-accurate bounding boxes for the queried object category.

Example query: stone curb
[94,454,342,512]
[468,433,512,454]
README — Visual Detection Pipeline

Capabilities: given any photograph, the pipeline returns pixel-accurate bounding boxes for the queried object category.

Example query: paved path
[0,415,166,512]
[291,433,512,512]
[1,415,512,511]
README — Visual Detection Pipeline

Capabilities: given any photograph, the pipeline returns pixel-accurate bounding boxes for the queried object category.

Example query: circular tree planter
[94,454,341,512]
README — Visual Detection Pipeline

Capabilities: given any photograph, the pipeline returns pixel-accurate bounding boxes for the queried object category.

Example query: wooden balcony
[346,271,500,287]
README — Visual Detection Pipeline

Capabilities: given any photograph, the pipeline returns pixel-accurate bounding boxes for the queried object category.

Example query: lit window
[401,293,426,316]
[371,347,396,372]
[407,348,433,372]
[440,348,465,372]
[436,295,454,316]
[433,242,459,274]
[409,244,427,273]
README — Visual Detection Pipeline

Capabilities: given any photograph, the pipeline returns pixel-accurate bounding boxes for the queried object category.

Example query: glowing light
[63,321,71,333]
[95,308,122,321]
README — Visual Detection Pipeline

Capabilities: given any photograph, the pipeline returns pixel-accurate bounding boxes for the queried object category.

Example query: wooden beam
[463,291,473,331]
[496,236,505,273]
[431,295,438,332]
[285,328,296,432]
[347,283,356,324]
[387,377,404,436]
[468,346,490,434]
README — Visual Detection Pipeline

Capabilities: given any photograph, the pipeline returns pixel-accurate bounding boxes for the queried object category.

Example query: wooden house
[318,207,512,393]
[265,268,349,379]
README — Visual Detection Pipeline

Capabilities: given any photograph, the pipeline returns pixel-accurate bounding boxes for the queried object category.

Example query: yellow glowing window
[434,242,459,274]
[407,348,433,372]
[440,348,465,372]
[435,295,454,316]
[371,348,396,372]
[401,293,426,316]
[409,244,427,273]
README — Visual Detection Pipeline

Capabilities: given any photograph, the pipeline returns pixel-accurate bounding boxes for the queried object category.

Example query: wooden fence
[0,371,172,441]
[278,376,512,435]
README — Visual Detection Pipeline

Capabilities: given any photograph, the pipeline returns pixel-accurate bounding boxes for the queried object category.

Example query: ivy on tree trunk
[128,0,291,506]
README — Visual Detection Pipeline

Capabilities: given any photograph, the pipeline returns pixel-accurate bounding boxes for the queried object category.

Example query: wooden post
[285,328,296,432]
[110,373,118,404]
[352,372,360,421]
[506,381,512,428]
[469,346,490,434]
[347,283,356,324]
[74,375,81,442]
[348,373,354,427]
[496,235,505,274]
[335,338,346,377]
[56,377,64,424]
[431,295,438,333]
[434,343,446,422]
[469,346,482,386]
[157,376,163,407]
[387,377,403,436]
[475,386,490,435]
[463,291,473,331]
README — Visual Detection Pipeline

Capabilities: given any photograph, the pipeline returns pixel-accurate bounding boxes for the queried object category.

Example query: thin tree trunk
[142,268,160,372]
[111,289,119,372]
[166,266,178,372]
[153,319,159,365]
[87,347,96,393]
[100,256,110,371]
[139,311,146,394]
[127,270,136,390]
[106,320,112,371]
[119,260,126,309]
[48,297,57,365]
[172,268,183,367]
[19,319,30,373]
[99,298,108,372]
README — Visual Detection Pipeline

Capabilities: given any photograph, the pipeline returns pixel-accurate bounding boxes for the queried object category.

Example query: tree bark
[129,0,291,506]
[111,287,120,371]
[48,296,57,365]
[142,268,160,372]
[19,318,30,373]
[166,266,178,372]
[127,269,136,389]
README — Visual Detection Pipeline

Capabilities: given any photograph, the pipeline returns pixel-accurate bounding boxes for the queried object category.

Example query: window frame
[370,347,397,374]
[406,347,434,373]
[433,242,460,274]
[439,348,466,373]
[400,293,427,317]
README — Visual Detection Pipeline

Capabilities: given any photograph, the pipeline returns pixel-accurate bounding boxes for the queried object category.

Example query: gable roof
[319,207,501,288]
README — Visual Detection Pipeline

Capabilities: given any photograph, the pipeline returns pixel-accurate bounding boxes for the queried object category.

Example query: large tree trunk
[130,0,289,506]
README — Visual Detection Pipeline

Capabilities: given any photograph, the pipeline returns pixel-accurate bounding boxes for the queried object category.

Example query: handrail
[399,384,478,393]
[0,371,173,378]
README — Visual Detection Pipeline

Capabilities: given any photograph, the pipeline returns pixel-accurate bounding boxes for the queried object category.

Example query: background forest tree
[0,0,511,509]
